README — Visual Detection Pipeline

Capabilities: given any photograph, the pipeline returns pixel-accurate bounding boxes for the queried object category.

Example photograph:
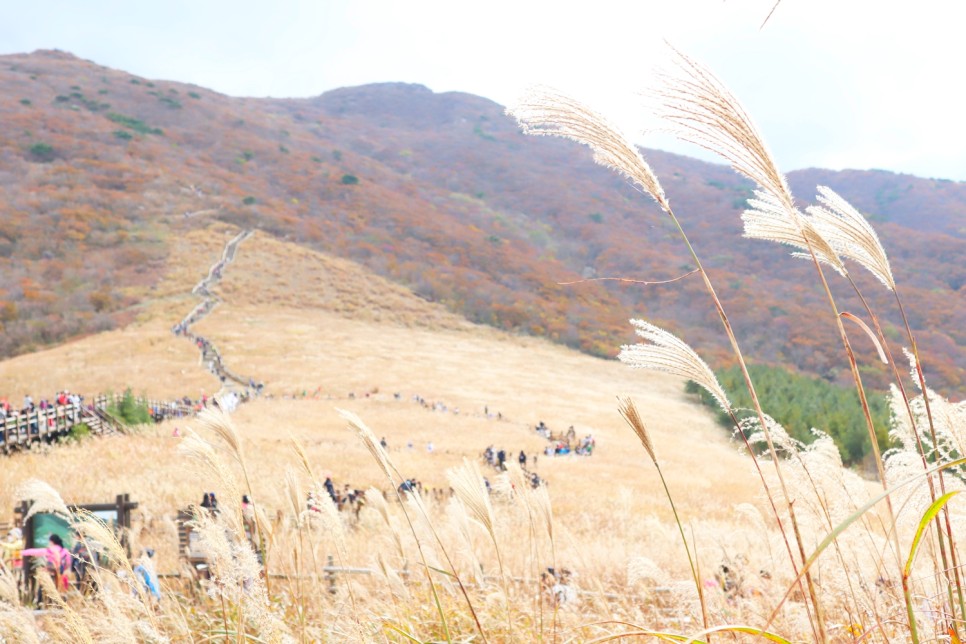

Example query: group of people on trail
[483,445,537,472]
[534,421,597,457]
[172,316,263,396]
[0,391,83,419]
[3,527,159,605]
[480,446,545,489]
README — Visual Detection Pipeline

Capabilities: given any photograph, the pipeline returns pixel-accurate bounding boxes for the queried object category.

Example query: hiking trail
[172,229,262,397]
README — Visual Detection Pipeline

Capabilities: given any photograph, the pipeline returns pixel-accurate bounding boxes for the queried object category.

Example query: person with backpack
[22,533,72,595]
[72,539,97,594]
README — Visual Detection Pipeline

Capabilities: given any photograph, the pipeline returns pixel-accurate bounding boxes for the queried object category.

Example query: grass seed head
[807,186,896,291]
[508,85,668,209]
[654,45,792,215]
[617,395,656,462]
[15,479,70,520]
[619,319,730,413]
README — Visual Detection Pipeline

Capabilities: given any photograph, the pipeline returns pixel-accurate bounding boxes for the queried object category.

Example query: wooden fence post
[326,555,337,594]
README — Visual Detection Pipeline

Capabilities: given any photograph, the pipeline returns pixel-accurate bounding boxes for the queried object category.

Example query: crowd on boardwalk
[0,391,83,419]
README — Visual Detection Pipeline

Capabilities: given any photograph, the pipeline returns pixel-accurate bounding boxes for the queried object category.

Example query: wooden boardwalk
[0,394,196,454]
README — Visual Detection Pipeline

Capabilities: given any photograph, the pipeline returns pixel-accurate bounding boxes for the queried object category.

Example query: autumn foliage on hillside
[0,50,963,392]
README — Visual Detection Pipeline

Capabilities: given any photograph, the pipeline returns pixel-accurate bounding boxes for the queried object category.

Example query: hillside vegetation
[0,50,962,393]
[0,226,766,639]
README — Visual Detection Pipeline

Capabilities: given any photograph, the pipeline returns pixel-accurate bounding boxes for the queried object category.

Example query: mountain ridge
[0,50,962,392]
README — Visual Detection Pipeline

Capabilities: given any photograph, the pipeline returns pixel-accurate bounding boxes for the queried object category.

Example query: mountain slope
[0,50,962,392]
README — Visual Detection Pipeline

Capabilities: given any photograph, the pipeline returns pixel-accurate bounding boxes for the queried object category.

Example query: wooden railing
[0,402,87,451]
[0,393,208,453]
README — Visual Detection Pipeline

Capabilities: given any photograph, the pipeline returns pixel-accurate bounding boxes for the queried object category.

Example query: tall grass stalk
[509,84,824,641]
[617,395,709,635]
[447,459,512,637]
[338,408,488,643]
[837,268,963,633]
[197,408,273,597]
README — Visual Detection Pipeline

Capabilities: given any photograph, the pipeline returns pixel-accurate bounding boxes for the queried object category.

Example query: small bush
[66,422,91,442]
[106,112,163,135]
[19,98,31,106]
[242,196,257,205]
[341,174,359,185]
[107,389,152,426]
[28,142,55,162]
[188,91,201,99]
[113,130,133,141]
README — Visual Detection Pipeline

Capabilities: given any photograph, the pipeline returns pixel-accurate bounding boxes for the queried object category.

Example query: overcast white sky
[3,1,966,181]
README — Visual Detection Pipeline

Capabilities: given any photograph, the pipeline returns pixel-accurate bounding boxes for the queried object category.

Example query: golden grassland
[0,225,774,640]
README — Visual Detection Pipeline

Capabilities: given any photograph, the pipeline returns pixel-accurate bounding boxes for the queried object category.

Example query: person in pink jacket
[22,533,72,593]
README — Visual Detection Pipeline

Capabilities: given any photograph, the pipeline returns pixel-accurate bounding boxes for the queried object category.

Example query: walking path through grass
[171,229,262,396]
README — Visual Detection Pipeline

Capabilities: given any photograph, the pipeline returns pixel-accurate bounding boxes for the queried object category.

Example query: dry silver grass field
[0,225,776,640]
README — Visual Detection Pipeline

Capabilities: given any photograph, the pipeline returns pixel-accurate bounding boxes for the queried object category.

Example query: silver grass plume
[508,85,668,208]
[365,486,405,560]
[903,347,921,390]
[72,509,129,567]
[196,407,244,465]
[284,468,306,529]
[654,46,793,214]
[742,190,846,276]
[739,413,802,456]
[617,395,656,462]
[14,479,70,520]
[531,484,554,544]
[309,482,346,551]
[338,408,393,481]
[654,46,847,278]
[0,567,21,606]
[805,186,896,290]
[0,610,42,644]
[447,459,497,543]
[619,319,730,413]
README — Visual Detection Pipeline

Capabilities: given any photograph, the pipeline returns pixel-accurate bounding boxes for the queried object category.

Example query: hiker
[200,492,219,514]
[72,539,97,594]
[519,450,527,468]
[324,476,337,501]
[542,567,576,605]
[22,533,72,595]
[133,550,161,604]
[497,449,506,470]
[0,528,23,572]
[241,495,256,543]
